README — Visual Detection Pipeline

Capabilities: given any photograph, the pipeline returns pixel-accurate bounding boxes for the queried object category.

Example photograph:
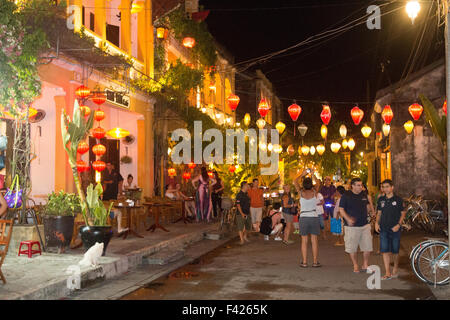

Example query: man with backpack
[260,203,284,241]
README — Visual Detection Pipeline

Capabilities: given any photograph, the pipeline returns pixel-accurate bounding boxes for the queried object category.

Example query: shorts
[270,223,283,235]
[282,212,295,223]
[319,214,324,230]
[236,214,252,231]
[250,207,263,224]
[379,229,401,254]
[299,216,320,236]
[344,224,373,254]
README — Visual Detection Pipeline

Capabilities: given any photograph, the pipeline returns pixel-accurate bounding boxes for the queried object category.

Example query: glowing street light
[406,1,420,24]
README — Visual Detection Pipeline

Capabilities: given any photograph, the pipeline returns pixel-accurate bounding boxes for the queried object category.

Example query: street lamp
[406,1,421,24]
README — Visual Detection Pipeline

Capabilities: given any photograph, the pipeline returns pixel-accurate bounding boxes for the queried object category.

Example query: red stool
[18,241,42,258]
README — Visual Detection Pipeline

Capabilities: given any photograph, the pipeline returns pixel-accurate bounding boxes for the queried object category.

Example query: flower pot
[79,225,113,256]
[42,215,75,253]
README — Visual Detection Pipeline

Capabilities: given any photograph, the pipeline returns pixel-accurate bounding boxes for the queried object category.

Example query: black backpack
[260,211,278,235]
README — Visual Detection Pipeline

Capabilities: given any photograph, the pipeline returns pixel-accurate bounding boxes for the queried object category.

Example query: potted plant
[61,100,113,255]
[42,191,81,253]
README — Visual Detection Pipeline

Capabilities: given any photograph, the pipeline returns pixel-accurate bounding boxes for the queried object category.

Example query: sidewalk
[0,221,220,300]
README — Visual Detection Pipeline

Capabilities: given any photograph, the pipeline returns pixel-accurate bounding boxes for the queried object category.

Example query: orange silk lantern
[168,168,176,177]
[79,105,91,117]
[208,171,214,179]
[76,160,87,172]
[229,165,236,173]
[94,109,105,122]
[182,37,196,48]
[92,93,106,106]
[258,98,270,118]
[351,106,364,125]
[92,144,106,156]
[75,85,90,98]
[288,103,302,121]
[409,103,423,121]
[320,105,331,125]
[443,100,447,116]
[188,162,196,169]
[182,172,191,180]
[77,141,89,154]
[381,105,393,124]
[227,94,240,112]
[92,160,106,172]
[92,127,106,139]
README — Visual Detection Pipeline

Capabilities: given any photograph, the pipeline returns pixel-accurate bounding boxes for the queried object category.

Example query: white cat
[79,242,104,267]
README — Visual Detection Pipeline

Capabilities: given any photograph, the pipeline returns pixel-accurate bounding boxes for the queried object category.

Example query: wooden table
[143,202,170,233]
[173,197,195,224]
[114,204,144,239]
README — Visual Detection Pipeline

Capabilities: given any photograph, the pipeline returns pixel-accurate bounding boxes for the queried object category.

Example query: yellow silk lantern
[301,145,310,156]
[243,113,251,126]
[256,118,266,129]
[361,124,372,138]
[404,120,414,134]
[310,146,316,155]
[331,142,341,153]
[275,121,286,134]
[342,139,348,149]
[320,124,328,139]
[316,144,325,155]
[347,138,356,151]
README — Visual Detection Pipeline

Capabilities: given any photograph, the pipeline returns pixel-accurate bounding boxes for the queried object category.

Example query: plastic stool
[18,240,42,258]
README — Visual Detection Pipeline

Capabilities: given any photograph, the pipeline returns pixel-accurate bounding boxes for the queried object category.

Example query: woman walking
[192,167,215,222]
[281,184,296,245]
[294,169,321,268]
[211,171,224,220]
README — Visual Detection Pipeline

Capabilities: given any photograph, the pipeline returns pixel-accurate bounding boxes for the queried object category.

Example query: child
[264,202,284,241]
[333,186,346,246]
[293,205,300,234]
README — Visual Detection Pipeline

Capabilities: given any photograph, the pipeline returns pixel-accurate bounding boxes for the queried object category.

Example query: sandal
[381,275,392,280]
[300,263,308,268]
[312,262,322,268]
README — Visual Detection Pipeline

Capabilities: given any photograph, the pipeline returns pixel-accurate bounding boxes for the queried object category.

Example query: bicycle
[219,197,236,232]
[410,239,449,286]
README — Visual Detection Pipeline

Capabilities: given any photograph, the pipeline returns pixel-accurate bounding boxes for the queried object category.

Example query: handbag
[0,136,7,151]
[330,217,342,234]
[4,174,23,209]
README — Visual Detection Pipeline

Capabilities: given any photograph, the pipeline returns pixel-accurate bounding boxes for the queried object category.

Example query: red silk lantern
[92,93,106,106]
[229,165,236,173]
[443,100,447,116]
[182,37,196,48]
[76,160,87,172]
[287,103,302,121]
[94,109,105,122]
[79,105,91,117]
[381,105,394,124]
[207,171,214,179]
[320,105,331,125]
[409,103,423,121]
[75,85,90,98]
[92,160,106,172]
[92,144,106,156]
[188,162,196,169]
[92,127,106,139]
[168,168,176,177]
[77,141,89,154]
[227,94,240,112]
[258,98,270,118]
[351,106,364,125]
[182,172,191,180]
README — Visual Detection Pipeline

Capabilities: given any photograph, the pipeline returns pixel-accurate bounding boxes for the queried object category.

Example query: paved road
[122,231,437,300]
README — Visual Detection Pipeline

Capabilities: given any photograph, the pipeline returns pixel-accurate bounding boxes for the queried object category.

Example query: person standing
[248,178,264,232]
[102,162,124,201]
[320,176,336,236]
[316,191,326,240]
[339,178,373,273]
[332,186,346,246]
[236,181,251,245]
[281,184,296,245]
[375,179,406,280]
[211,171,224,220]
[192,167,215,222]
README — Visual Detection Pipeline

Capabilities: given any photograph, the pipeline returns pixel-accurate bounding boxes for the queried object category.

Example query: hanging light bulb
[406,1,420,24]
[320,124,328,139]
[243,113,251,126]
[347,138,356,151]
[339,124,347,138]
[361,124,372,138]
[316,144,325,155]
[310,146,316,155]
[404,120,414,134]
[382,123,391,137]
[342,139,348,149]
[256,118,266,129]
[331,142,341,153]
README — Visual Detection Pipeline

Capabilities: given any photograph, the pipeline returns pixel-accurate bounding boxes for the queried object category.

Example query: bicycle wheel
[410,240,444,280]
[415,242,450,286]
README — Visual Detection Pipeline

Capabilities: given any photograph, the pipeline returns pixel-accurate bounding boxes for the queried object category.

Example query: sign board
[185,0,199,13]
[105,89,129,109]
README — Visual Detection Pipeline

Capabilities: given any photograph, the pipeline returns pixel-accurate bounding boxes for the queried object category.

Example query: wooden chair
[0,219,14,284]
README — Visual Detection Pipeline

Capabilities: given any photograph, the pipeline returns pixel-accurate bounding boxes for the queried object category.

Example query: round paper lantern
[256,118,266,129]
[320,124,328,139]
[182,37,196,48]
[351,106,364,125]
[317,144,325,155]
[275,121,286,134]
[92,160,106,172]
[258,98,270,118]
[243,113,251,126]
[92,93,106,106]
[404,120,414,134]
[310,146,316,155]
[342,139,348,149]
[92,127,106,139]
[79,105,91,117]
[229,165,236,173]
[288,103,302,121]
[92,144,106,156]
[188,162,196,169]
[443,100,447,116]
[76,160,87,173]
[381,105,394,124]
[339,124,347,138]
[298,123,308,137]
[77,141,89,154]
[168,168,176,177]
[361,124,372,138]
[331,142,341,153]
[227,94,240,112]
[94,109,105,122]
[182,172,191,180]
[409,103,423,121]
[382,123,390,137]
[320,105,331,125]
[301,145,310,156]
[287,145,295,156]
[75,85,90,98]
[347,138,356,151]
[106,127,130,139]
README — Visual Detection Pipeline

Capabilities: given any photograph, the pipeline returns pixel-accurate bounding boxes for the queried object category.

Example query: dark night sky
[199,0,444,131]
